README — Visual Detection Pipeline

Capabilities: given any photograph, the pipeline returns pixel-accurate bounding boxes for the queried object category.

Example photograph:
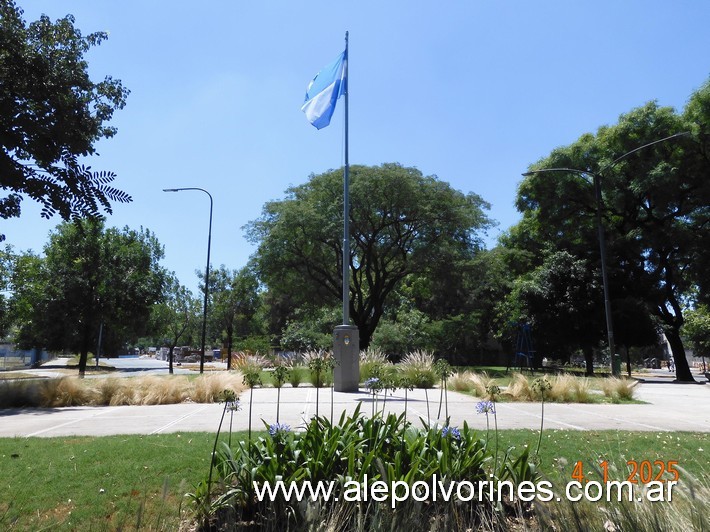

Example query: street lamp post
[523,132,689,377]
[163,187,213,374]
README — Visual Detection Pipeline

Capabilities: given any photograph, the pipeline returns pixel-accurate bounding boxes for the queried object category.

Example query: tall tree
[683,304,710,371]
[0,245,14,337]
[515,88,710,381]
[500,250,604,374]
[247,163,492,348]
[0,1,130,240]
[209,265,260,368]
[150,274,199,374]
[13,219,166,376]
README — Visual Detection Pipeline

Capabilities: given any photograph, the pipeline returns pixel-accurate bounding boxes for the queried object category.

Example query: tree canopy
[149,273,199,374]
[0,0,130,240]
[508,80,710,381]
[10,219,166,375]
[247,163,492,348]
[208,265,261,367]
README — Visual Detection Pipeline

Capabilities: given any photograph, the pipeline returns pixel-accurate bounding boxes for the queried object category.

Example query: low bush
[0,374,245,409]
[287,366,307,387]
[505,372,535,401]
[448,370,475,392]
[601,377,636,402]
[197,407,538,530]
[548,374,592,403]
[398,350,436,388]
[231,352,270,373]
[359,347,390,381]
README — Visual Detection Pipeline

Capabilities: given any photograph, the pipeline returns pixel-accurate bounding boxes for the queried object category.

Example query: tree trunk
[625,346,632,378]
[583,347,594,377]
[78,348,89,379]
[77,322,92,378]
[168,345,174,374]
[665,329,695,382]
[226,326,233,370]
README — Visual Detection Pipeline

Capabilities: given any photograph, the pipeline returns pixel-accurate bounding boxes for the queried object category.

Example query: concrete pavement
[1,368,708,437]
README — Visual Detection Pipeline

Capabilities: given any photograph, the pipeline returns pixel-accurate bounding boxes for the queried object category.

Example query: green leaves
[10,219,166,374]
[247,163,492,348]
[208,407,535,527]
[0,1,130,237]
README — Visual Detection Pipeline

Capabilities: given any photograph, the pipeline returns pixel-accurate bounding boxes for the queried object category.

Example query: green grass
[0,372,42,380]
[0,432,248,530]
[494,429,707,483]
[1,429,705,530]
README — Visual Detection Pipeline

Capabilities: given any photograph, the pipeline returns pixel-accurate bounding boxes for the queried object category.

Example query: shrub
[94,378,133,405]
[0,380,40,407]
[504,372,536,401]
[398,350,436,388]
[601,377,636,402]
[288,366,307,387]
[231,352,270,373]
[199,407,537,530]
[359,347,389,380]
[303,350,334,388]
[189,373,245,404]
[449,371,475,393]
[39,377,97,407]
[548,374,592,403]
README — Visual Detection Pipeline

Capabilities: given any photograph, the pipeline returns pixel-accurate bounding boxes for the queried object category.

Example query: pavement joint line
[300,387,314,426]
[553,404,668,432]
[492,403,609,431]
[26,406,129,437]
[149,403,213,435]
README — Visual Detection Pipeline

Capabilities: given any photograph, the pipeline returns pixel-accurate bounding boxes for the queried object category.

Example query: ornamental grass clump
[231,351,269,373]
[505,372,535,402]
[449,370,475,393]
[398,350,436,388]
[548,374,592,403]
[536,467,708,532]
[39,377,96,407]
[359,347,389,380]
[601,377,636,402]
[287,365,306,387]
[191,373,245,404]
[0,374,246,409]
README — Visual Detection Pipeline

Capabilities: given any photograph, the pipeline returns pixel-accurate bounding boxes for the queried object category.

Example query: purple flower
[268,423,291,437]
[441,426,461,440]
[476,400,495,415]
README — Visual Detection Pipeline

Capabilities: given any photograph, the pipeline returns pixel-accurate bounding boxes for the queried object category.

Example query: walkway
[0,365,707,437]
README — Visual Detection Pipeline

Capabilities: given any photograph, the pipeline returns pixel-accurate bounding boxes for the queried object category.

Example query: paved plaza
[0,360,708,437]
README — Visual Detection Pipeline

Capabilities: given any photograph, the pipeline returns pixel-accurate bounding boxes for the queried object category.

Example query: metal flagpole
[342,31,350,326]
[333,31,359,392]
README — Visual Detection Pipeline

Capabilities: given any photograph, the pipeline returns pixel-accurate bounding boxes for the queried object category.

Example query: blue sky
[5,1,710,294]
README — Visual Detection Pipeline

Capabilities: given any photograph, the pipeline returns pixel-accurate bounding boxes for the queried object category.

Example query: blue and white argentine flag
[301,50,346,130]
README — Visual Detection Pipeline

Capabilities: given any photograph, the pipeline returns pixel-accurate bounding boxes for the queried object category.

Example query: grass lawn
[0,429,706,530]
[0,432,226,530]
[0,372,43,380]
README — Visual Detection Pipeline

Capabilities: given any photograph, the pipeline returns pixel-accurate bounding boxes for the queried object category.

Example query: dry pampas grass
[0,373,246,409]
